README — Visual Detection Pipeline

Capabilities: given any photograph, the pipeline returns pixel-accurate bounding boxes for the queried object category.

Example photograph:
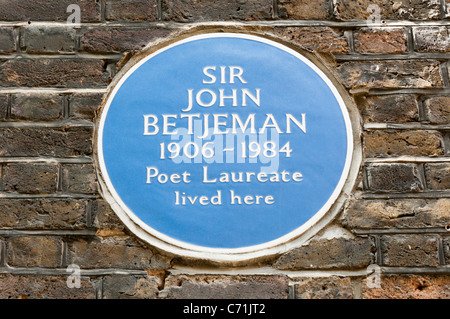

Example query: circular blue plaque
[97,33,353,257]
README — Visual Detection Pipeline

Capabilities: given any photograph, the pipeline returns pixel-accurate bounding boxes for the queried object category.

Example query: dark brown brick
[92,199,125,231]
[380,235,440,267]
[10,93,63,121]
[413,27,450,53]
[66,237,170,269]
[0,274,96,299]
[161,0,274,22]
[20,26,76,54]
[102,275,161,299]
[343,199,450,230]
[105,0,158,21]
[363,130,444,157]
[0,199,87,229]
[7,236,61,268]
[278,0,331,19]
[354,28,408,54]
[423,96,450,124]
[161,275,289,299]
[0,0,101,22]
[334,0,441,21]
[337,61,443,89]
[360,95,419,123]
[0,59,111,88]
[0,127,93,157]
[274,27,350,54]
[3,163,59,194]
[80,27,171,54]
[294,277,354,299]
[61,164,98,194]
[0,28,15,54]
[0,95,8,120]
[424,163,450,190]
[274,237,375,270]
[69,93,104,121]
[365,163,424,192]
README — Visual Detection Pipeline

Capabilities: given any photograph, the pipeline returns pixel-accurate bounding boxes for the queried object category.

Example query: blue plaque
[97,33,353,257]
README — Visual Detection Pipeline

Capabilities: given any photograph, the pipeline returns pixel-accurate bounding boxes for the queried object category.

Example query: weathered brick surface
[337,61,443,89]
[102,275,161,299]
[278,0,331,19]
[0,274,96,299]
[354,28,408,54]
[293,277,354,299]
[0,127,92,157]
[424,163,450,190]
[0,0,101,22]
[61,164,98,194]
[381,235,440,267]
[423,96,450,124]
[274,27,350,54]
[274,237,375,270]
[105,0,158,21]
[0,199,87,229]
[10,93,63,121]
[0,28,15,54]
[20,26,76,54]
[363,130,444,157]
[365,163,424,192]
[413,27,450,52]
[6,237,62,268]
[3,163,59,194]
[343,199,450,230]
[0,0,448,300]
[363,275,450,299]
[359,95,419,123]
[80,27,172,54]
[334,0,441,21]
[161,275,289,299]
[0,59,111,88]
[161,0,274,21]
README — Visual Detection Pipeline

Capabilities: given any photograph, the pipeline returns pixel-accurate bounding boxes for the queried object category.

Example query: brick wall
[0,0,448,299]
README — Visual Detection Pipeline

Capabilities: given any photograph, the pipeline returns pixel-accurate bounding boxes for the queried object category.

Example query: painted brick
[161,0,274,22]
